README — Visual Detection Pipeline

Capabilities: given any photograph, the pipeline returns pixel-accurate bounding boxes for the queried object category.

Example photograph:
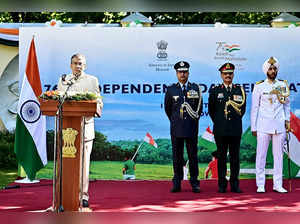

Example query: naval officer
[251,56,290,193]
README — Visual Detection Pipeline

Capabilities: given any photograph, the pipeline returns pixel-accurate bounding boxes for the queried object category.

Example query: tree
[1,12,300,25]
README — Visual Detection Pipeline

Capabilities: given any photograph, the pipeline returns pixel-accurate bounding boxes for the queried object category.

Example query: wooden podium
[39,99,97,211]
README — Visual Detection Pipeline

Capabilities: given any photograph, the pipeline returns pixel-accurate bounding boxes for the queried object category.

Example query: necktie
[182,85,187,97]
[227,86,231,93]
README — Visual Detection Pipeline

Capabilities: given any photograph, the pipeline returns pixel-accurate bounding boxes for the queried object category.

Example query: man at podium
[57,53,103,208]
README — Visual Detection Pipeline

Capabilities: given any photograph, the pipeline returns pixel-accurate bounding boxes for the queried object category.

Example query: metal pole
[286,131,292,192]
[80,117,86,209]
[52,115,58,211]
[55,78,74,212]
[58,97,64,212]
[185,160,189,167]
[131,142,143,161]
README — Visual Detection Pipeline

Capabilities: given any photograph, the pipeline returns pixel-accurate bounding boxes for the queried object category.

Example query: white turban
[262,56,279,74]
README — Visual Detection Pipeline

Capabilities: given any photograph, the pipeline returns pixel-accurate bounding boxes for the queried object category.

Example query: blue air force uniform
[208,63,246,193]
[164,61,203,192]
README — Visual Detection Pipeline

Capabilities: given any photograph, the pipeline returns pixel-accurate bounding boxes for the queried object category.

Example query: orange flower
[50,20,57,26]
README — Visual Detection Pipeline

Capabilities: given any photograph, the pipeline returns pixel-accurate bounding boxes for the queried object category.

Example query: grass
[36,161,256,180]
[0,161,256,188]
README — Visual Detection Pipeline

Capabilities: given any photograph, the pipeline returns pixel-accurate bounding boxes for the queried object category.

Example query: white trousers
[123,175,136,180]
[256,132,285,188]
[82,140,93,201]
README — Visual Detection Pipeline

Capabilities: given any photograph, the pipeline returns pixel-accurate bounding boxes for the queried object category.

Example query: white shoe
[257,186,265,193]
[273,186,288,193]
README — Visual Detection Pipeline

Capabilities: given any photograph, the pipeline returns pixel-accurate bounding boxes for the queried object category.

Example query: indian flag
[144,132,158,148]
[284,112,300,177]
[14,38,47,180]
[201,126,215,143]
[224,44,240,52]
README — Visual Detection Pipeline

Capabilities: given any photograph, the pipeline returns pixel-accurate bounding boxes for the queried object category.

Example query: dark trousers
[214,135,241,190]
[171,135,199,187]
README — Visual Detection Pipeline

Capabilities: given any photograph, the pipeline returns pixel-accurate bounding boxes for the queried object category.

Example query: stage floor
[1,179,300,212]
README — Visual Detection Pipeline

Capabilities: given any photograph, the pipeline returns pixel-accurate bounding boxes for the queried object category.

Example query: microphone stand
[55,80,74,213]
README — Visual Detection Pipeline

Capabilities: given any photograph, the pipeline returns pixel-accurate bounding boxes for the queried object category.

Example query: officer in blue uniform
[164,61,203,193]
[208,63,246,193]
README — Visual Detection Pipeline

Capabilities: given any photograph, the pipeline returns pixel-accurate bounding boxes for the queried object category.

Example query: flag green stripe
[14,115,43,180]
[226,48,240,52]
[283,153,300,178]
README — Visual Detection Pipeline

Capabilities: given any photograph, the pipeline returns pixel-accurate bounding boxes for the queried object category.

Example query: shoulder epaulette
[278,79,287,82]
[255,80,264,85]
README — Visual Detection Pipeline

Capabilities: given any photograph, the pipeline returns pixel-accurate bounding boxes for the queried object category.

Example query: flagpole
[286,130,292,192]
[131,142,144,161]
[185,160,189,167]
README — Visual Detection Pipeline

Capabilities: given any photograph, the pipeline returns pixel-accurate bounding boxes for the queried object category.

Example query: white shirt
[251,78,290,134]
[57,72,103,140]
[179,82,188,90]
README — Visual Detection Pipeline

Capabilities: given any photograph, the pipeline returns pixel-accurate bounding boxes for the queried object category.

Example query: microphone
[61,74,67,82]
[61,74,75,86]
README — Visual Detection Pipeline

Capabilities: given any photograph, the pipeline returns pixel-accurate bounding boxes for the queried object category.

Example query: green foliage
[112,137,216,164]
[198,149,212,163]
[0,131,17,169]
[92,132,133,161]
[112,138,173,164]
[46,130,133,161]
[0,168,18,189]
[1,12,300,25]
[239,127,257,163]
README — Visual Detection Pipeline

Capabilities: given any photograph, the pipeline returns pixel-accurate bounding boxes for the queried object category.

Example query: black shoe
[231,188,242,193]
[218,187,226,193]
[170,186,181,193]
[192,186,200,193]
[82,199,89,208]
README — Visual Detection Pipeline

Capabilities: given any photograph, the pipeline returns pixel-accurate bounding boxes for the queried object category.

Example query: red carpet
[1,179,300,212]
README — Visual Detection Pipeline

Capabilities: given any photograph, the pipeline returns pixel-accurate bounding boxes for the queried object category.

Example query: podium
[39,99,97,211]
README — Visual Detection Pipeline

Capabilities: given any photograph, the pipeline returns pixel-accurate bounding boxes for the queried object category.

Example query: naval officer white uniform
[251,57,290,193]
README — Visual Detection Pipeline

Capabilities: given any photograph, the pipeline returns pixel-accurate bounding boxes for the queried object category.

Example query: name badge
[187,89,199,98]
[233,95,243,102]
[217,93,224,99]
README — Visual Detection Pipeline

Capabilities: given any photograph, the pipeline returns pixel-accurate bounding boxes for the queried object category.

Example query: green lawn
[0,161,256,188]
[36,161,256,180]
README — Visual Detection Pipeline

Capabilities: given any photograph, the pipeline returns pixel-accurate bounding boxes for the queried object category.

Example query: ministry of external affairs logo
[156,40,168,60]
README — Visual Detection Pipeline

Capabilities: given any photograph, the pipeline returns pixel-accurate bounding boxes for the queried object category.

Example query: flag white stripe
[0,33,18,41]
[202,131,215,143]
[289,132,300,167]
[17,73,47,165]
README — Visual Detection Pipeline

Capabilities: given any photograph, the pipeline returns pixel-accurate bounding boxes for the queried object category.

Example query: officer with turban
[251,56,290,193]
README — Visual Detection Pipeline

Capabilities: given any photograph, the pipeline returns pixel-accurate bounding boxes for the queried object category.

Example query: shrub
[0,142,17,168]
[0,131,17,168]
